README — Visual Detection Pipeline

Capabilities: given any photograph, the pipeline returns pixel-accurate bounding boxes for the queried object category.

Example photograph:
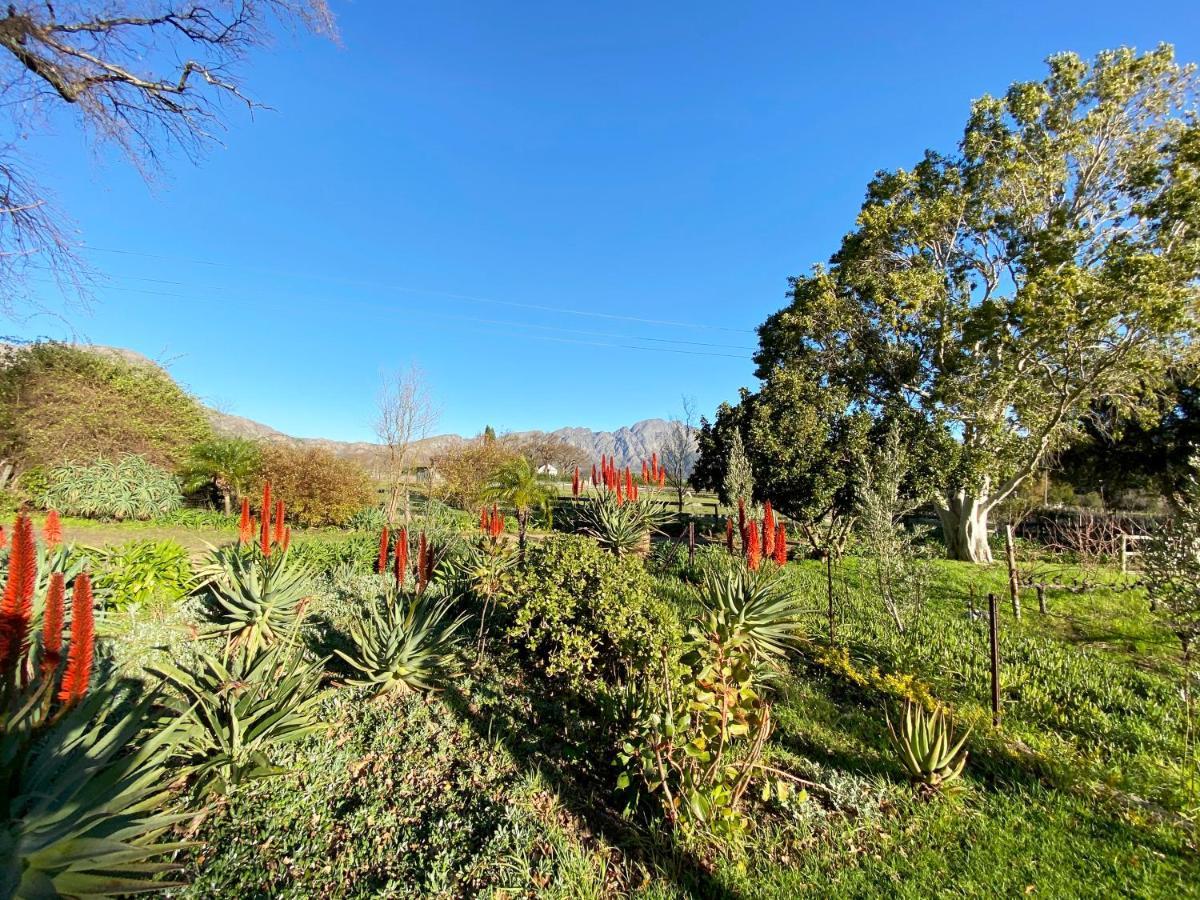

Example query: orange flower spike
[58,572,95,704]
[774,522,788,565]
[377,527,390,574]
[40,572,65,676]
[395,529,408,587]
[726,518,735,554]
[259,482,272,556]
[238,498,252,544]
[0,515,37,678]
[43,509,62,548]
[746,521,761,571]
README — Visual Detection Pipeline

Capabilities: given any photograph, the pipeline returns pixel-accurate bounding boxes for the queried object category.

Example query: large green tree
[755,46,1200,562]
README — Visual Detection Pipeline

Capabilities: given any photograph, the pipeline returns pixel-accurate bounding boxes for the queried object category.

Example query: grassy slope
[101,546,1198,898]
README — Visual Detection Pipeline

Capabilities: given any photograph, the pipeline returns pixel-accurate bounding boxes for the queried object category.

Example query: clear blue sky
[12,1,1200,440]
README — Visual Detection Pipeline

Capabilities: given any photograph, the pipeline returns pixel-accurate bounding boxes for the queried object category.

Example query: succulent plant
[887,700,971,791]
[336,588,468,696]
[2,513,187,897]
[576,491,671,557]
[696,567,808,663]
[149,643,328,796]
[196,544,312,653]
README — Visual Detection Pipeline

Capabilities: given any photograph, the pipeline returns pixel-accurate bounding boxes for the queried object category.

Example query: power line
[82,244,757,334]
[30,278,755,361]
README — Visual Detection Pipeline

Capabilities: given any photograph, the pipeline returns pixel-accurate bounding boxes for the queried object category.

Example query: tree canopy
[752,45,1200,561]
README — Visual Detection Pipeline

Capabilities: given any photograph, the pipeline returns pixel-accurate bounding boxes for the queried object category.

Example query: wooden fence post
[988,592,1001,728]
[687,521,695,567]
[1036,583,1047,615]
[826,550,836,646]
[1004,525,1021,620]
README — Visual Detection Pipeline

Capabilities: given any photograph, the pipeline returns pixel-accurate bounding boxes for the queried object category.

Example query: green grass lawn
[90,531,1198,897]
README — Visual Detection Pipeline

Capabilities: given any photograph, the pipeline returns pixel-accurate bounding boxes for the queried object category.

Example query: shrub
[501,535,682,693]
[0,341,212,474]
[89,539,194,610]
[288,532,379,575]
[257,445,374,527]
[430,437,519,511]
[35,455,183,520]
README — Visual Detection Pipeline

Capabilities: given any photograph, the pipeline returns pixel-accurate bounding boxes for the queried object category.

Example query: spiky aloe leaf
[887,700,971,790]
[0,683,191,898]
[335,587,468,697]
[148,643,327,796]
[195,545,312,654]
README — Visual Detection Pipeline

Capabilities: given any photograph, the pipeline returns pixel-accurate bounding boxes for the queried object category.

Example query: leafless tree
[660,395,698,514]
[375,364,440,525]
[0,1,337,320]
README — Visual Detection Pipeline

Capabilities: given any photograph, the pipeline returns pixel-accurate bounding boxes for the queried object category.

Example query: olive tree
[755,46,1200,562]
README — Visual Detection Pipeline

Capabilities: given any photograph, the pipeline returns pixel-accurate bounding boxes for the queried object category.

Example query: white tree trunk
[937,491,993,564]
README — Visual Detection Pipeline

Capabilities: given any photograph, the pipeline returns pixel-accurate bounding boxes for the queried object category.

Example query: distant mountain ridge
[39,343,688,470]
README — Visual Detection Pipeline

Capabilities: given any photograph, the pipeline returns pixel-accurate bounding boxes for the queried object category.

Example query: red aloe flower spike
[746,521,761,571]
[572,467,581,498]
[658,470,665,488]
[40,572,65,677]
[762,517,774,561]
[0,514,37,680]
[274,500,286,545]
[726,518,735,554]
[632,482,638,501]
[651,452,658,478]
[282,526,292,552]
[58,572,94,704]
[43,509,62,548]
[481,506,489,532]
[238,498,252,544]
[377,527,390,574]
[625,468,634,499]
[774,522,788,565]
[395,528,408,587]
[260,482,272,556]
[591,464,598,487]
[616,481,624,505]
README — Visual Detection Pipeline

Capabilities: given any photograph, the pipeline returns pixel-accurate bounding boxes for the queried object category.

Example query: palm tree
[179,438,262,514]
[485,456,553,559]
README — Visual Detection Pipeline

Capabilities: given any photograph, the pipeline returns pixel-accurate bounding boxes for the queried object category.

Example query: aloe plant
[196,544,312,653]
[149,643,328,796]
[887,700,971,791]
[2,513,187,897]
[35,455,182,520]
[336,588,468,696]
[576,491,671,557]
[696,567,808,663]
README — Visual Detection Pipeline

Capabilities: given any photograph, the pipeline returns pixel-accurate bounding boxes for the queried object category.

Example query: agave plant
[2,513,188,897]
[887,700,971,792]
[149,643,328,796]
[35,455,183,520]
[696,567,808,663]
[576,491,672,557]
[336,588,468,696]
[196,544,312,653]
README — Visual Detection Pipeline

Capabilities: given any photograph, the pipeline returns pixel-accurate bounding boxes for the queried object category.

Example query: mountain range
[59,344,690,471]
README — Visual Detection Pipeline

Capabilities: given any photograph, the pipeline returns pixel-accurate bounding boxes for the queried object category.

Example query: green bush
[35,455,182,520]
[0,341,213,473]
[288,532,379,575]
[501,535,682,693]
[89,539,194,610]
[257,445,374,527]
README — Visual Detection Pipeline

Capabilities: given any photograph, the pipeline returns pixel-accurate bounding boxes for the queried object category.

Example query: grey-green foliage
[887,701,970,791]
[576,491,672,557]
[0,685,190,898]
[36,454,182,520]
[1144,460,1200,655]
[336,588,468,696]
[722,428,754,506]
[694,567,808,666]
[149,644,328,796]
[854,428,930,633]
